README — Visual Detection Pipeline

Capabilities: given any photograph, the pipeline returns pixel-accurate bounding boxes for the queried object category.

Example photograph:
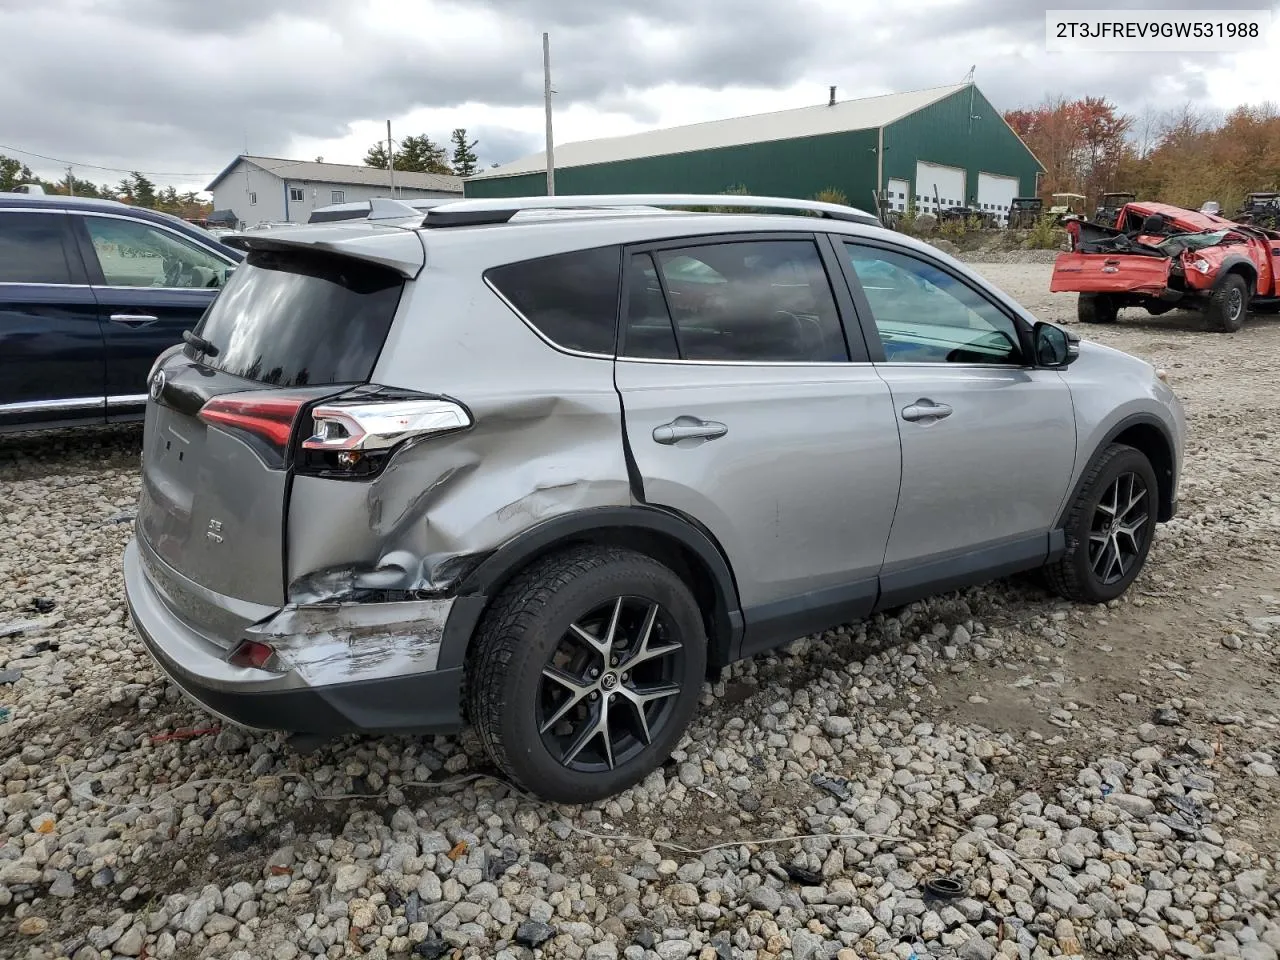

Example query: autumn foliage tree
[1004,96,1131,205]
[1006,96,1280,216]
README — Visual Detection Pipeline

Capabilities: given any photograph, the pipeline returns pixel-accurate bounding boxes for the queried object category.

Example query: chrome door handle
[109,314,159,328]
[653,416,728,445]
[901,399,953,422]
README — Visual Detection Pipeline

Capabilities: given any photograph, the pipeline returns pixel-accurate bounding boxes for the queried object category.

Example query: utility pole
[543,31,555,196]
[387,120,396,197]
[66,166,74,197]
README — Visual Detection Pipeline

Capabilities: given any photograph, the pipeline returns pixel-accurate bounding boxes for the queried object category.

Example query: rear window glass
[192,248,403,386]
[485,245,621,354]
[0,212,77,284]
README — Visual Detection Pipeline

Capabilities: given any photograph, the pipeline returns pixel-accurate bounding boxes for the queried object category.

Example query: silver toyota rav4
[123,194,1186,803]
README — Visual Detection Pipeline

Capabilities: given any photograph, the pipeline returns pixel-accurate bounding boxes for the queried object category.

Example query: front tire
[1078,293,1118,324]
[1045,443,1158,604]
[1206,273,1248,332]
[466,546,707,804]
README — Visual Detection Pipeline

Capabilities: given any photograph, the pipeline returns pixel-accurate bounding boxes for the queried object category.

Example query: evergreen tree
[450,128,479,177]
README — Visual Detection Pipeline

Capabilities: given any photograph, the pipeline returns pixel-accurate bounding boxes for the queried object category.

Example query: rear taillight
[228,639,278,670]
[299,397,472,479]
[198,392,314,468]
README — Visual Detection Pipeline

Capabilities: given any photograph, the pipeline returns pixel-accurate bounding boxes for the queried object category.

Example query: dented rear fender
[284,388,632,604]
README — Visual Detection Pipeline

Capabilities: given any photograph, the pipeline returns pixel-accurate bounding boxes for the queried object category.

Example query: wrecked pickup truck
[1051,201,1280,332]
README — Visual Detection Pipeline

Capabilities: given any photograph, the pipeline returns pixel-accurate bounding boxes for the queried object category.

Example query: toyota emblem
[149,369,166,400]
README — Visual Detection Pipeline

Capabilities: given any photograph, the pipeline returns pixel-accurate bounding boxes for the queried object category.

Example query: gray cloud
[0,0,1272,189]
[470,126,542,168]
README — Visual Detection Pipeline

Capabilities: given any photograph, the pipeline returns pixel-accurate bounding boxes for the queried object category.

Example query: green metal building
[465,83,1044,225]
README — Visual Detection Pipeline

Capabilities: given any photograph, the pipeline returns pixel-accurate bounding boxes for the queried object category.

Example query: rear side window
[486,245,621,355]
[0,212,77,284]
[622,239,848,363]
[192,248,403,386]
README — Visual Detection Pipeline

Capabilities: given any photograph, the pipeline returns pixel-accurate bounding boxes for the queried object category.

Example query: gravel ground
[2,259,1279,960]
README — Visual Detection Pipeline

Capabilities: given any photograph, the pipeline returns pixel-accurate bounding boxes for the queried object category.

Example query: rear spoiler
[222,223,426,278]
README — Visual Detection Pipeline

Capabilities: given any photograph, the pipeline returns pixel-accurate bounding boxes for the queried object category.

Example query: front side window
[289,187,305,202]
[844,242,1022,365]
[486,245,621,355]
[623,239,848,363]
[83,216,231,289]
[0,212,76,284]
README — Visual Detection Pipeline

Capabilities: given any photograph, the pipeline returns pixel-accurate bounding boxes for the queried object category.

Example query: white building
[206,155,463,228]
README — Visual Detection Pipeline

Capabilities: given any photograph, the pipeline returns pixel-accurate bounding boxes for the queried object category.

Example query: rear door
[0,209,105,429]
[613,233,902,647]
[139,244,406,610]
[837,239,1076,606]
[73,212,235,416]
[1050,251,1171,295]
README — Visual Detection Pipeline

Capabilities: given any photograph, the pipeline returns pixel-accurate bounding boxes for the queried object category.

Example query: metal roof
[470,83,969,181]
[206,155,464,194]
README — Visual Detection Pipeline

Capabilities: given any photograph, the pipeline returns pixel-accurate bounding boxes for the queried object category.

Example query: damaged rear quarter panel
[285,259,633,602]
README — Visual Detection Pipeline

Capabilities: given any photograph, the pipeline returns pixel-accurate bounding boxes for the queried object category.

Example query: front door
[73,213,233,415]
[0,210,105,430]
[836,239,1077,606]
[613,234,903,652]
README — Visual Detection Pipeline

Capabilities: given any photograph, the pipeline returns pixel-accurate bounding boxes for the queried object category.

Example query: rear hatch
[138,240,410,618]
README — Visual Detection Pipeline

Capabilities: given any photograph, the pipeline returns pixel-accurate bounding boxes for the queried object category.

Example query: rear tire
[1078,293,1118,324]
[1206,273,1248,332]
[1045,443,1158,604]
[466,545,707,804]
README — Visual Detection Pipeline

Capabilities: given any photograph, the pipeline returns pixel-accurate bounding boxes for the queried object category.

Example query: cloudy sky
[0,0,1275,194]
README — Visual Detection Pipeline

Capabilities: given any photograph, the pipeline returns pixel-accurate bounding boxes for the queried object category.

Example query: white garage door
[886,178,910,214]
[978,172,1020,226]
[914,162,966,217]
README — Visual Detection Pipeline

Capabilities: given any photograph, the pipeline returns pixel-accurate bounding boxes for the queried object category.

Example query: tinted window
[622,253,679,359]
[0,212,76,284]
[647,239,847,363]
[193,248,403,386]
[844,243,1022,365]
[486,245,621,354]
[83,216,231,289]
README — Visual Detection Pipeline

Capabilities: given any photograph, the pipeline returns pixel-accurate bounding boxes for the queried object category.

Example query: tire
[1078,293,1118,324]
[1206,273,1248,332]
[466,545,707,804]
[1045,443,1159,604]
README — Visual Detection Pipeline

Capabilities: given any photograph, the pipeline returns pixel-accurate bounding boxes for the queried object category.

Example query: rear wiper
[182,329,219,357]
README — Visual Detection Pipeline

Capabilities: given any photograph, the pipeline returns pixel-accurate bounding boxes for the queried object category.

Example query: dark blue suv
[0,193,243,433]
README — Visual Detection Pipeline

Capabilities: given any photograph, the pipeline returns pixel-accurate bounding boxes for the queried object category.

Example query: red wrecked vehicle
[1051,201,1280,332]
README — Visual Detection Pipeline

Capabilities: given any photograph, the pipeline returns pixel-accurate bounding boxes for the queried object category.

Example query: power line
[0,143,217,178]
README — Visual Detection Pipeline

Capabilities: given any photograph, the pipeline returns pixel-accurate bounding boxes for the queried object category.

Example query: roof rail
[422,193,882,228]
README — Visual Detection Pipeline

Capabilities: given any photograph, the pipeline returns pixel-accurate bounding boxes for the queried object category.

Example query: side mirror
[1033,321,1078,367]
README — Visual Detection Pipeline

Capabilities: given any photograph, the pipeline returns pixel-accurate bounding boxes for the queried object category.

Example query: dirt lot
[1,260,1277,960]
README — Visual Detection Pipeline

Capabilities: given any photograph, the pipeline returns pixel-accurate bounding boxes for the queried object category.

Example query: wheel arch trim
[1214,256,1258,293]
[1057,412,1177,529]
[442,505,744,669]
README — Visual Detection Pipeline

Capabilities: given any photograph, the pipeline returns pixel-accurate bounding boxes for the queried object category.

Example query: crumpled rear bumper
[123,538,468,735]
